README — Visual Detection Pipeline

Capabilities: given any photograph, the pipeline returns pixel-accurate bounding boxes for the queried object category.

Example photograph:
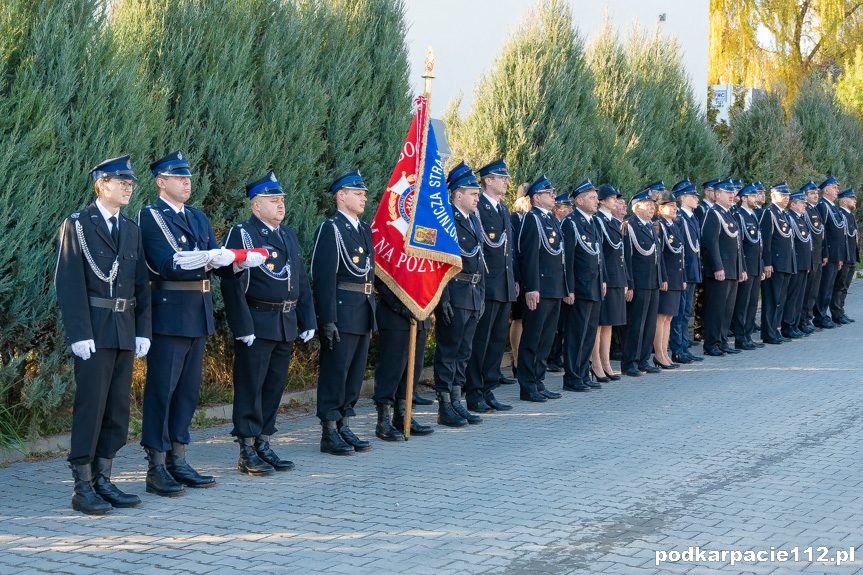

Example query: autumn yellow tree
[710,0,863,95]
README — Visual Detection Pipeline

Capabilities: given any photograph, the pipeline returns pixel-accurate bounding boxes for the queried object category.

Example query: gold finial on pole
[422,45,435,95]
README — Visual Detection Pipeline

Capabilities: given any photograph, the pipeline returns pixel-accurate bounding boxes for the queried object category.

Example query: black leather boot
[450,385,482,425]
[321,420,354,455]
[436,391,468,427]
[338,417,372,452]
[237,437,275,475]
[254,435,294,471]
[92,457,141,508]
[70,463,112,515]
[392,399,434,436]
[167,442,215,488]
[375,403,405,442]
[145,447,185,497]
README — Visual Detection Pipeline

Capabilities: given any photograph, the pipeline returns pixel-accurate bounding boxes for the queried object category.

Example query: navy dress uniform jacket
[789,211,813,272]
[817,198,849,262]
[56,204,152,348]
[311,211,376,335]
[736,208,764,277]
[760,204,796,274]
[475,194,518,302]
[701,206,745,280]
[596,211,628,289]
[138,197,233,337]
[562,209,605,301]
[440,209,485,310]
[517,208,567,298]
[221,215,316,341]
[656,218,686,291]
[677,210,703,284]
[622,216,666,290]
[805,203,826,266]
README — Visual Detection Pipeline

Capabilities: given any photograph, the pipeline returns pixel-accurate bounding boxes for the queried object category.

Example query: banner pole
[404,320,418,439]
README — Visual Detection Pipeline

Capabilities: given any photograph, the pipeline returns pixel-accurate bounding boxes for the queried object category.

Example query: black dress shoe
[320,421,354,455]
[798,324,815,334]
[91,458,141,508]
[374,404,405,442]
[436,392,468,427]
[703,347,726,357]
[735,341,757,351]
[584,380,602,389]
[640,365,661,374]
[498,375,518,385]
[412,391,434,406]
[753,323,761,331]
[653,358,678,369]
[546,363,563,373]
[837,316,851,325]
[607,372,621,381]
[255,435,295,471]
[687,341,698,348]
[338,418,372,451]
[686,352,704,362]
[816,318,837,329]
[467,399,494,413]
[167,443,216,488]
[70,464,112,515]
[762,338,783,344]
[562,383,591,391]
[721,347,742,354]
[237,437,276,475]
[671,353,693,364]
[746,338,765,348]
[520,391,548,402]
[782,330,802,339]
[622,369,642,377]
[485,396,513,411]
[844,315,855,323]
[810,324,824,332]
[539,389,562,399]
[779,336,792,342]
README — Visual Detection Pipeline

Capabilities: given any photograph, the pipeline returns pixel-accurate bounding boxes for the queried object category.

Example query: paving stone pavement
[1,282,862,574]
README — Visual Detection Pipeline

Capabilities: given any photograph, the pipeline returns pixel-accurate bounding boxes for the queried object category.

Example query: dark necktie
[109,216,119,246]
[178,210,188,227]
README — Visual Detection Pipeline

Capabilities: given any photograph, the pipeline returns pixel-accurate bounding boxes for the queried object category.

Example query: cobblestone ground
[1,283,862,574]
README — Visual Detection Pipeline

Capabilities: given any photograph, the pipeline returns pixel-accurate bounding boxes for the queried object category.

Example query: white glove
[135,337,151,358]
[237,334,256,346]
[300,329,315,343]
[71,340,96,361]
[173,250,212,270]
[240,251,267,269]
[208,247,236,268]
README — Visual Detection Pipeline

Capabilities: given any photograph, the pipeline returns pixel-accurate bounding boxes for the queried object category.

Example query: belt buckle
[281,301,291,313]
[471,273,480,284]
[363,283,373,295]
[113,298,127,312]
[202,280,211,293]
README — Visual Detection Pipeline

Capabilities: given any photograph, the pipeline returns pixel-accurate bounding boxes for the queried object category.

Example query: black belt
[89,296,136,312]
[336,282,373,295]
[150,280,211,293]
[247,297,297,313]
[454,272,482,285]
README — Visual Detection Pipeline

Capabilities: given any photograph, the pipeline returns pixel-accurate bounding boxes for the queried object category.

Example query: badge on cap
[178,152,183,160]
[270,173,277,182]
[126,159,132,170]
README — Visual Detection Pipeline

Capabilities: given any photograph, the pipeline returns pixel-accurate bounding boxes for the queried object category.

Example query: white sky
[403,0,710,119]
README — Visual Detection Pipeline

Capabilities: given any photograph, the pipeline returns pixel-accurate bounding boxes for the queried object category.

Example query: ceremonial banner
[372,95,461,320]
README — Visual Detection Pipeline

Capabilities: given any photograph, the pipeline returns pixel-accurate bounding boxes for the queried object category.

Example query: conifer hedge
[0,0,411,439]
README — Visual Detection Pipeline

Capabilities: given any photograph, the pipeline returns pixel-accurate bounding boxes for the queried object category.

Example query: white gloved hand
[71,340,96,361]
[300,329,315,343]
[240,251,267,269]
[237,334,256,346]
[173,250,212,270]
[208,247,236,268]
[135,337,151,358]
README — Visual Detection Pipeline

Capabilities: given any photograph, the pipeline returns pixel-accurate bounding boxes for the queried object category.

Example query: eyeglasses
[113,179,137,191]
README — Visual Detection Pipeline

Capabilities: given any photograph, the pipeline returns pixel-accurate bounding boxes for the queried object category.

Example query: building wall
[404,0,710,119]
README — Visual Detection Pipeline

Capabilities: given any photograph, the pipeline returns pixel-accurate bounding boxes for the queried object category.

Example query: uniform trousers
[621,288,659,372]
[731,275,760,342]
[517,298,561,395]
[802,261,823,325]
[761,272,791,341]
[670,283,696,355]
[231,337,293,438]
[782,271,808,332]
[563,299,600,386]
[831,264,856,320]
[373,324,427,404]
[69,349,134,465]
[815,262,841,323]
[316,332,370,422]
[433,307,479,393]
[703,278,737,351]
[142,335,206,452]
[465,300,511,403]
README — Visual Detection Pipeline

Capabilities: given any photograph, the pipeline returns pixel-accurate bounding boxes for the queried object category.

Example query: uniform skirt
[658,289,682,316]
[511,292,526,321]
[599,287,626,326]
